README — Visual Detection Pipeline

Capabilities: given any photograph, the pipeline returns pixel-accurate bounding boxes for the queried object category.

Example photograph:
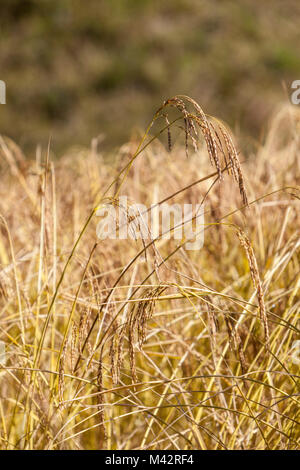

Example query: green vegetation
[0,0,300,153]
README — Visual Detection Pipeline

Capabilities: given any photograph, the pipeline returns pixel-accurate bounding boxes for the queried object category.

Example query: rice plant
[0,97,299,450]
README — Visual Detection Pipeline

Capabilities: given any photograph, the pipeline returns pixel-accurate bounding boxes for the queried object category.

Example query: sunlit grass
[0,98,299,450]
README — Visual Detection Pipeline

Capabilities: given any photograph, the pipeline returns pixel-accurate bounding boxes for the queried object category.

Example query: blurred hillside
[0,0,299,154]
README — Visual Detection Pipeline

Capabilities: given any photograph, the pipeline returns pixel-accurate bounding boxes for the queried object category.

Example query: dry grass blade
[237,229,269,343]
[0,98,299,450]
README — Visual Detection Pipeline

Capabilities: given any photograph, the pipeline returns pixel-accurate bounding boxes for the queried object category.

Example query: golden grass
[0,97,299,450]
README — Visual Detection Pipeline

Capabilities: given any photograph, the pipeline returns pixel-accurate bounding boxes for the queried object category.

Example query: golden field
[0,97,299,449]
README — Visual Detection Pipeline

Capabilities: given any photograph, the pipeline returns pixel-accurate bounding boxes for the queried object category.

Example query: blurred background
[0,0,299,155]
